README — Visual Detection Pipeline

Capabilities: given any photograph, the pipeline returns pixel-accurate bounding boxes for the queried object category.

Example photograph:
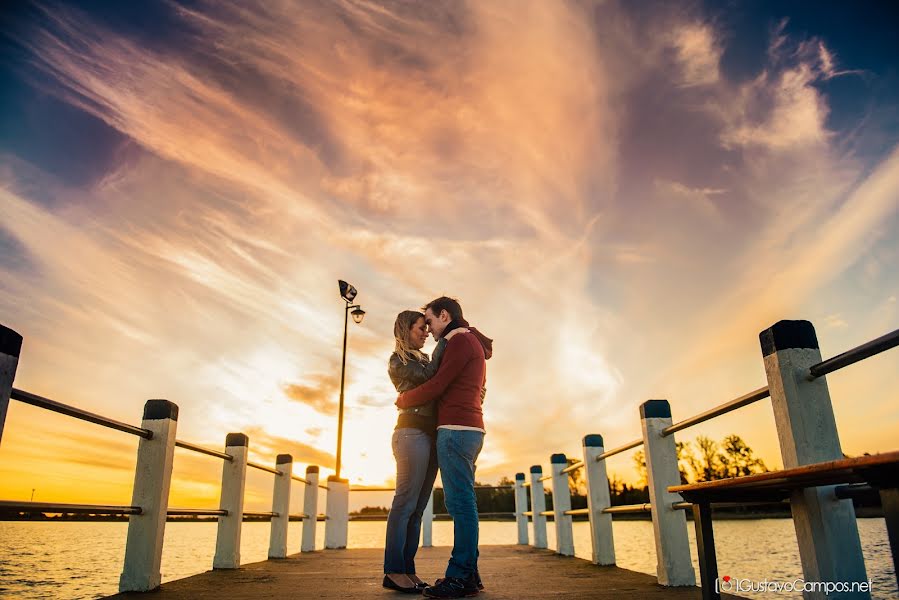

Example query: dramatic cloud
[1,0,897,506]
[283,375,340,415]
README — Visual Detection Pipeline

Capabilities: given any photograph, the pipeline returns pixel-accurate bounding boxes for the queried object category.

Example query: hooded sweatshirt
[396,320,493,430]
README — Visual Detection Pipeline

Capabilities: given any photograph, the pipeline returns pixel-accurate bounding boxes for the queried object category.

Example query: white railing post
[0,325,22,447]
[422,489,434,547]
[514,473,529,545]
[119,400,179,592]
[324,476,349,549]
[268,453,292,559]
[301,466,319,552]
[583,434,615,565]
[529,465,548,549]
[213,433,248,569]
[550,453,575,556]
[761,320,869,596]
[640,399,695,586]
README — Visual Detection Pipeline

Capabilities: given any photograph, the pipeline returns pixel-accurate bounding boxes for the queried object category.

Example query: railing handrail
[661,386,771,437]
[596,438,642,462]
[0,500,141,514]
[657,327,899,438]
[167,508,228,516]
[808,327,899,379]
[175,440,232,461]
[9,388,313,481]
[247,460,281,476]
[560,460,584,474]
[10,388,152,439]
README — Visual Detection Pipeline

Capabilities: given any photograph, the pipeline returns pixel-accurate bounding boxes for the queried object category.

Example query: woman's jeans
[437,428,484,580]
[384,428,438,574]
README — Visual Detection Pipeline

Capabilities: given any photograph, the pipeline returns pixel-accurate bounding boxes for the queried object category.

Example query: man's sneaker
[434,573,483,592]
[422,576,479,598]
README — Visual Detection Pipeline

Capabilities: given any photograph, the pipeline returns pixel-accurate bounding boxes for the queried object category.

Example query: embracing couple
[383,296,493,598]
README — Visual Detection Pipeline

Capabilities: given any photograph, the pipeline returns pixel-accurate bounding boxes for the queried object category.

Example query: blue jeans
[437,428,484,579]
[384,428,438,574]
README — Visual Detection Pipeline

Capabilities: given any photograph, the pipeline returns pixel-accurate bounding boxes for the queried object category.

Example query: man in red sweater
[396,297,492,599]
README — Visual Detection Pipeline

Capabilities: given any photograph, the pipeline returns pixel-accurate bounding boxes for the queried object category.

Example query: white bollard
[640,400,695,586]
[583,434,615,565]
[0,325,22,447]
[761,320,869,597]
[422,489,434,547]
[268,453,293,559]
[119,400,179,592]
[529,465,548,549]
[301,465,320,552]
[514,473,529,545]
[324,476,349,549]
[213,433,249,569]
[550,454,575,556]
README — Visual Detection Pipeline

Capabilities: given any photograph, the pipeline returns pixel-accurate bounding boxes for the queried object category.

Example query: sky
[1,0,897,513]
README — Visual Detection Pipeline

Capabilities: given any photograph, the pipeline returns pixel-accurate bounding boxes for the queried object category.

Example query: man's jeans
[384,428,438,574]
[436,428,484,580]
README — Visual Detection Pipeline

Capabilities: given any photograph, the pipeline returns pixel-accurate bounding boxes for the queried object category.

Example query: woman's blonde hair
[394,310,427,365]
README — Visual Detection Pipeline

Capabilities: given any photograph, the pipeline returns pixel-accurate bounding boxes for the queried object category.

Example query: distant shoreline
[2,507,885,522]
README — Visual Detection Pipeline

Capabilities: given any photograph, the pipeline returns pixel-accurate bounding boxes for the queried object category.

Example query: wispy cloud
[1,0,896,498]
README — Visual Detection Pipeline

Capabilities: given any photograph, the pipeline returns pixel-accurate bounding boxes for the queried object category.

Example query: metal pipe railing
[175,440,232,461]
[10,388,152,439]
[662,386,771,437]
[247,461,281,475]
[0,500,141,514]
[596,438,642,461]
[561,460,584,474]
[808,328,899,379]
[167,508,227,516]
[602,503,652,514]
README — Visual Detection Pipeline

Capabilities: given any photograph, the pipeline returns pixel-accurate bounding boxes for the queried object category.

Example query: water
[0,519,895,599]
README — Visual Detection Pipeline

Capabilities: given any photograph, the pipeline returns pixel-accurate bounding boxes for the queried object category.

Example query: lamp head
[338,280,357,303]
[351,307,366,324]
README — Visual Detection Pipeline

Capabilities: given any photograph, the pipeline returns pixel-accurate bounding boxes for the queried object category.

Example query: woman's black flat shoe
[383,574,421,594]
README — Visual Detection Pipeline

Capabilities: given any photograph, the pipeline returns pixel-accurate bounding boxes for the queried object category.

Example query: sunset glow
[1,1,897,513]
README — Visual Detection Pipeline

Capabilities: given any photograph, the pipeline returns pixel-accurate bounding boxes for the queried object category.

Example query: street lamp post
[336,280,365,479]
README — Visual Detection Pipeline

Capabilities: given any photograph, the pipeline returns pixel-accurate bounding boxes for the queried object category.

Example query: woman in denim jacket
[382,310,448,593]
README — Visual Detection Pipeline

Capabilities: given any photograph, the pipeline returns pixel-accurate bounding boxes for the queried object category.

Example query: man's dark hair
[422,296,464,322]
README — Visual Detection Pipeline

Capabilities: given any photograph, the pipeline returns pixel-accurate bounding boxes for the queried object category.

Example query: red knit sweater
[396,331,486,430]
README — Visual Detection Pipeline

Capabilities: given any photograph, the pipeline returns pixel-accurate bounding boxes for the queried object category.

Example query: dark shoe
[383,574,421,594]
[423,576,479,598]
[436,573,483,591]
[409,577,429,590]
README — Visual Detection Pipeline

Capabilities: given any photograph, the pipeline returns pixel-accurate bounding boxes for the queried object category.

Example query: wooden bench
[668,450,899,600]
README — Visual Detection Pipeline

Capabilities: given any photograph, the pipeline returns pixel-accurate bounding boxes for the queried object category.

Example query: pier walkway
[106,545,748,600]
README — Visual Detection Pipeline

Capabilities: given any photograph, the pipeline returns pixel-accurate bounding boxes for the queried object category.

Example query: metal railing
[510,321,898,595]
[10,388,152,438]
[0,333,337,594]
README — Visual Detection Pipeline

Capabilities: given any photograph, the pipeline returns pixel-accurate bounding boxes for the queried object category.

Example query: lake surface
[0,518,895,599]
